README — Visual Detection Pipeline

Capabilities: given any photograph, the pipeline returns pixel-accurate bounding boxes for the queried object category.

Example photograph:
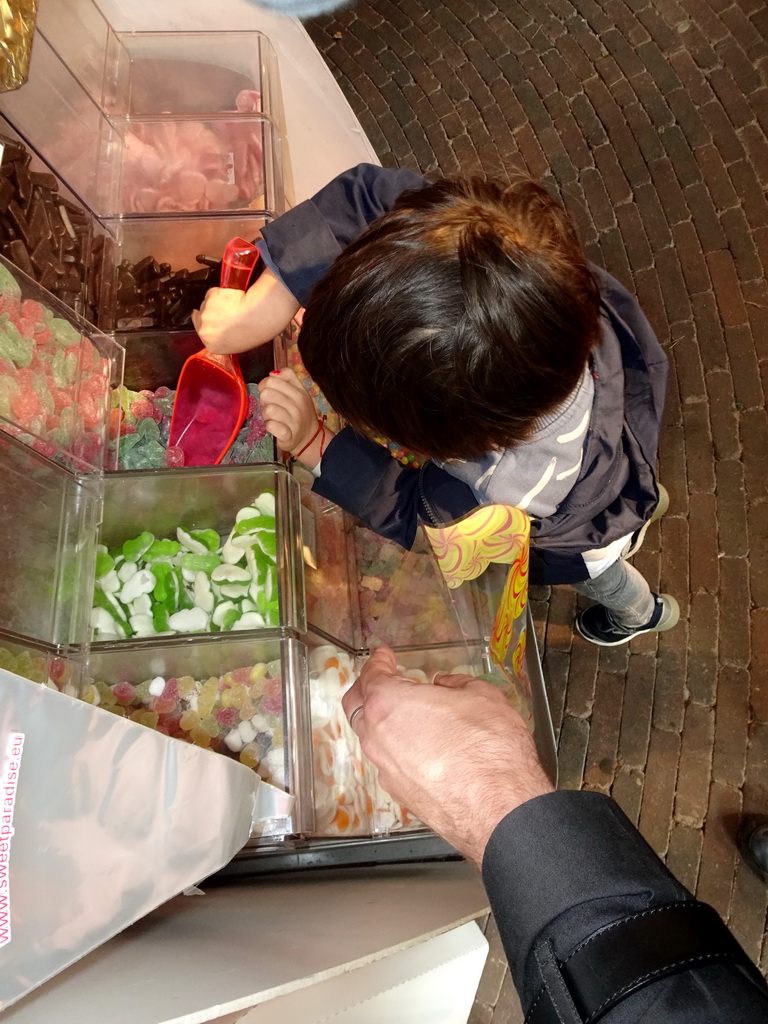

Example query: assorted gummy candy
[84,661,286,786]
[0,644,72,692]
[309,644,422,836]
[112,382,273,470]
[0,262,112,469]
[92,490,280,640]
[354,525,478,648]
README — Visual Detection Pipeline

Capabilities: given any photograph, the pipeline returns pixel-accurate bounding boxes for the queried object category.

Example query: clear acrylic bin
[0,255,124,473]
[299,469,485,652]
[118,328,275,394]
[107,114,282,218]
[300,484,360,650]
[93,463,305,643]
[306,636,370,838]
[35,0,120,120]
[104,30,282,128]
[304,631,551,842]
[35,0,282,127]
[0,628,84,697]
[0,430,101,648]
[0,28,284,220]
[85,633,314,838]
[98,212,272,331]
[0,114,113,324]
[0,31,117,217]
[308,632,431,841]
[110,329,277,471]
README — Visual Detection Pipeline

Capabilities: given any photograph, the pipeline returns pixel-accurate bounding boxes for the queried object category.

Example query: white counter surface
[5,863,487,1024]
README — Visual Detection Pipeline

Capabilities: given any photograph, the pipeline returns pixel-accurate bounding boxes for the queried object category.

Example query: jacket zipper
[419,472,441,528]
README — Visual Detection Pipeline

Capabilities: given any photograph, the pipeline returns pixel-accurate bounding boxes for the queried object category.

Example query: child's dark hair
[299,176,601,461]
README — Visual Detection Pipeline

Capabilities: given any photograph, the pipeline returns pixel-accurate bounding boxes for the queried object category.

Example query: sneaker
[624,484,670,559]
[575,593,680,647]
[737,816,768,883]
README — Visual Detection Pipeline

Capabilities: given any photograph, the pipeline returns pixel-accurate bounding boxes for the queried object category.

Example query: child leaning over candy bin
[192,164,676,648]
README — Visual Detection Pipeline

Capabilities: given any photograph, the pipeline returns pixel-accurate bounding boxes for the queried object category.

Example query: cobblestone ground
[304,1,768,1020]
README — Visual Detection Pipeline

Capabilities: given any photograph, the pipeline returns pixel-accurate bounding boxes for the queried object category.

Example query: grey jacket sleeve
[482,791,768,1022]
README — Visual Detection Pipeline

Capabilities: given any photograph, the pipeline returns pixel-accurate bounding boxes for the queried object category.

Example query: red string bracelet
[294,415,327,460]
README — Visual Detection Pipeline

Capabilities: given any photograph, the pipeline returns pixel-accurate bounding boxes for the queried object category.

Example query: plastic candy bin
[0,255,124,472]
[93,463,305,644]
[107,114,282,218]
[0,430,101,648]
[97,212,272,331]
[0,27,284,220]
[35,0,282,127]
[85,632,314,838]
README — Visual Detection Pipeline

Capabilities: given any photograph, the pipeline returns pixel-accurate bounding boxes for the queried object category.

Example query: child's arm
[259,366,479,546]
[258,368,335,468]
[313,429,480,550]
[192,266,300,355]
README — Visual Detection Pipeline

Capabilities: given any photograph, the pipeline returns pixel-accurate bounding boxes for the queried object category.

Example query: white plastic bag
[0,669,265,1010]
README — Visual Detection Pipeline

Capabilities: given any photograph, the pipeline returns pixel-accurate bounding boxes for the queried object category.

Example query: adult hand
[342,647,554,868]
[192,266,300,354]
[258,368,334,464]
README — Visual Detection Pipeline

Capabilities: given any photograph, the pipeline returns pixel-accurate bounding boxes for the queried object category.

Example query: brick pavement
[305,2,768,1019]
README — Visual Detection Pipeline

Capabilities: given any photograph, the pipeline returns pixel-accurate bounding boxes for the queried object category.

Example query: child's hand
[193,288,255,354]
[192,267,300,355]
[259,369,333,466]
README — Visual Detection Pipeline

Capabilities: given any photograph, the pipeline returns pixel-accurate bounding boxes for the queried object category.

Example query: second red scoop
[169,237,260,466]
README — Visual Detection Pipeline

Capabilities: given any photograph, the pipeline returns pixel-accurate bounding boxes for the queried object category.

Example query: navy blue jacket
[261,165,668,586]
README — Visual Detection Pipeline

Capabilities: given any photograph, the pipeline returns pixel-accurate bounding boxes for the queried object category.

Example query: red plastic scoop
[169,237,260,466]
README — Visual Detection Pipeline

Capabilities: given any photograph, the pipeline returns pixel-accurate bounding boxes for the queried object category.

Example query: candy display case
[299,483,360,649]
[34,0,120,120]
[0,115,113,324]
[111,328,277,471]
[92,463,304,643]
[219,610,555,873]
[0,629,83,697]
[0,5,499,1015]
[103,30,282,127]
[299,470,487,652]
[0,429,101,649]
[0,21,285,222]
[302,628,555,846]
[0,255,124,472]
[306,636,490,842]
[98,211,273,331]
[85,632,314,837]
[106,114,282,218]
[35,0,281,127]
[118,329,271,395]
[0,31,117,217]
[353,522,485,649]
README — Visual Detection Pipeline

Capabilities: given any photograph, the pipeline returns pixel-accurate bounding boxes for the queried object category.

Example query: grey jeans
[571,558,655,627]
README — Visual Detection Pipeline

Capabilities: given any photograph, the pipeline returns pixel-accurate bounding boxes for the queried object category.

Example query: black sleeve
[260,163,427,306]
[482,791,768,1022]
[311,427,479,549]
